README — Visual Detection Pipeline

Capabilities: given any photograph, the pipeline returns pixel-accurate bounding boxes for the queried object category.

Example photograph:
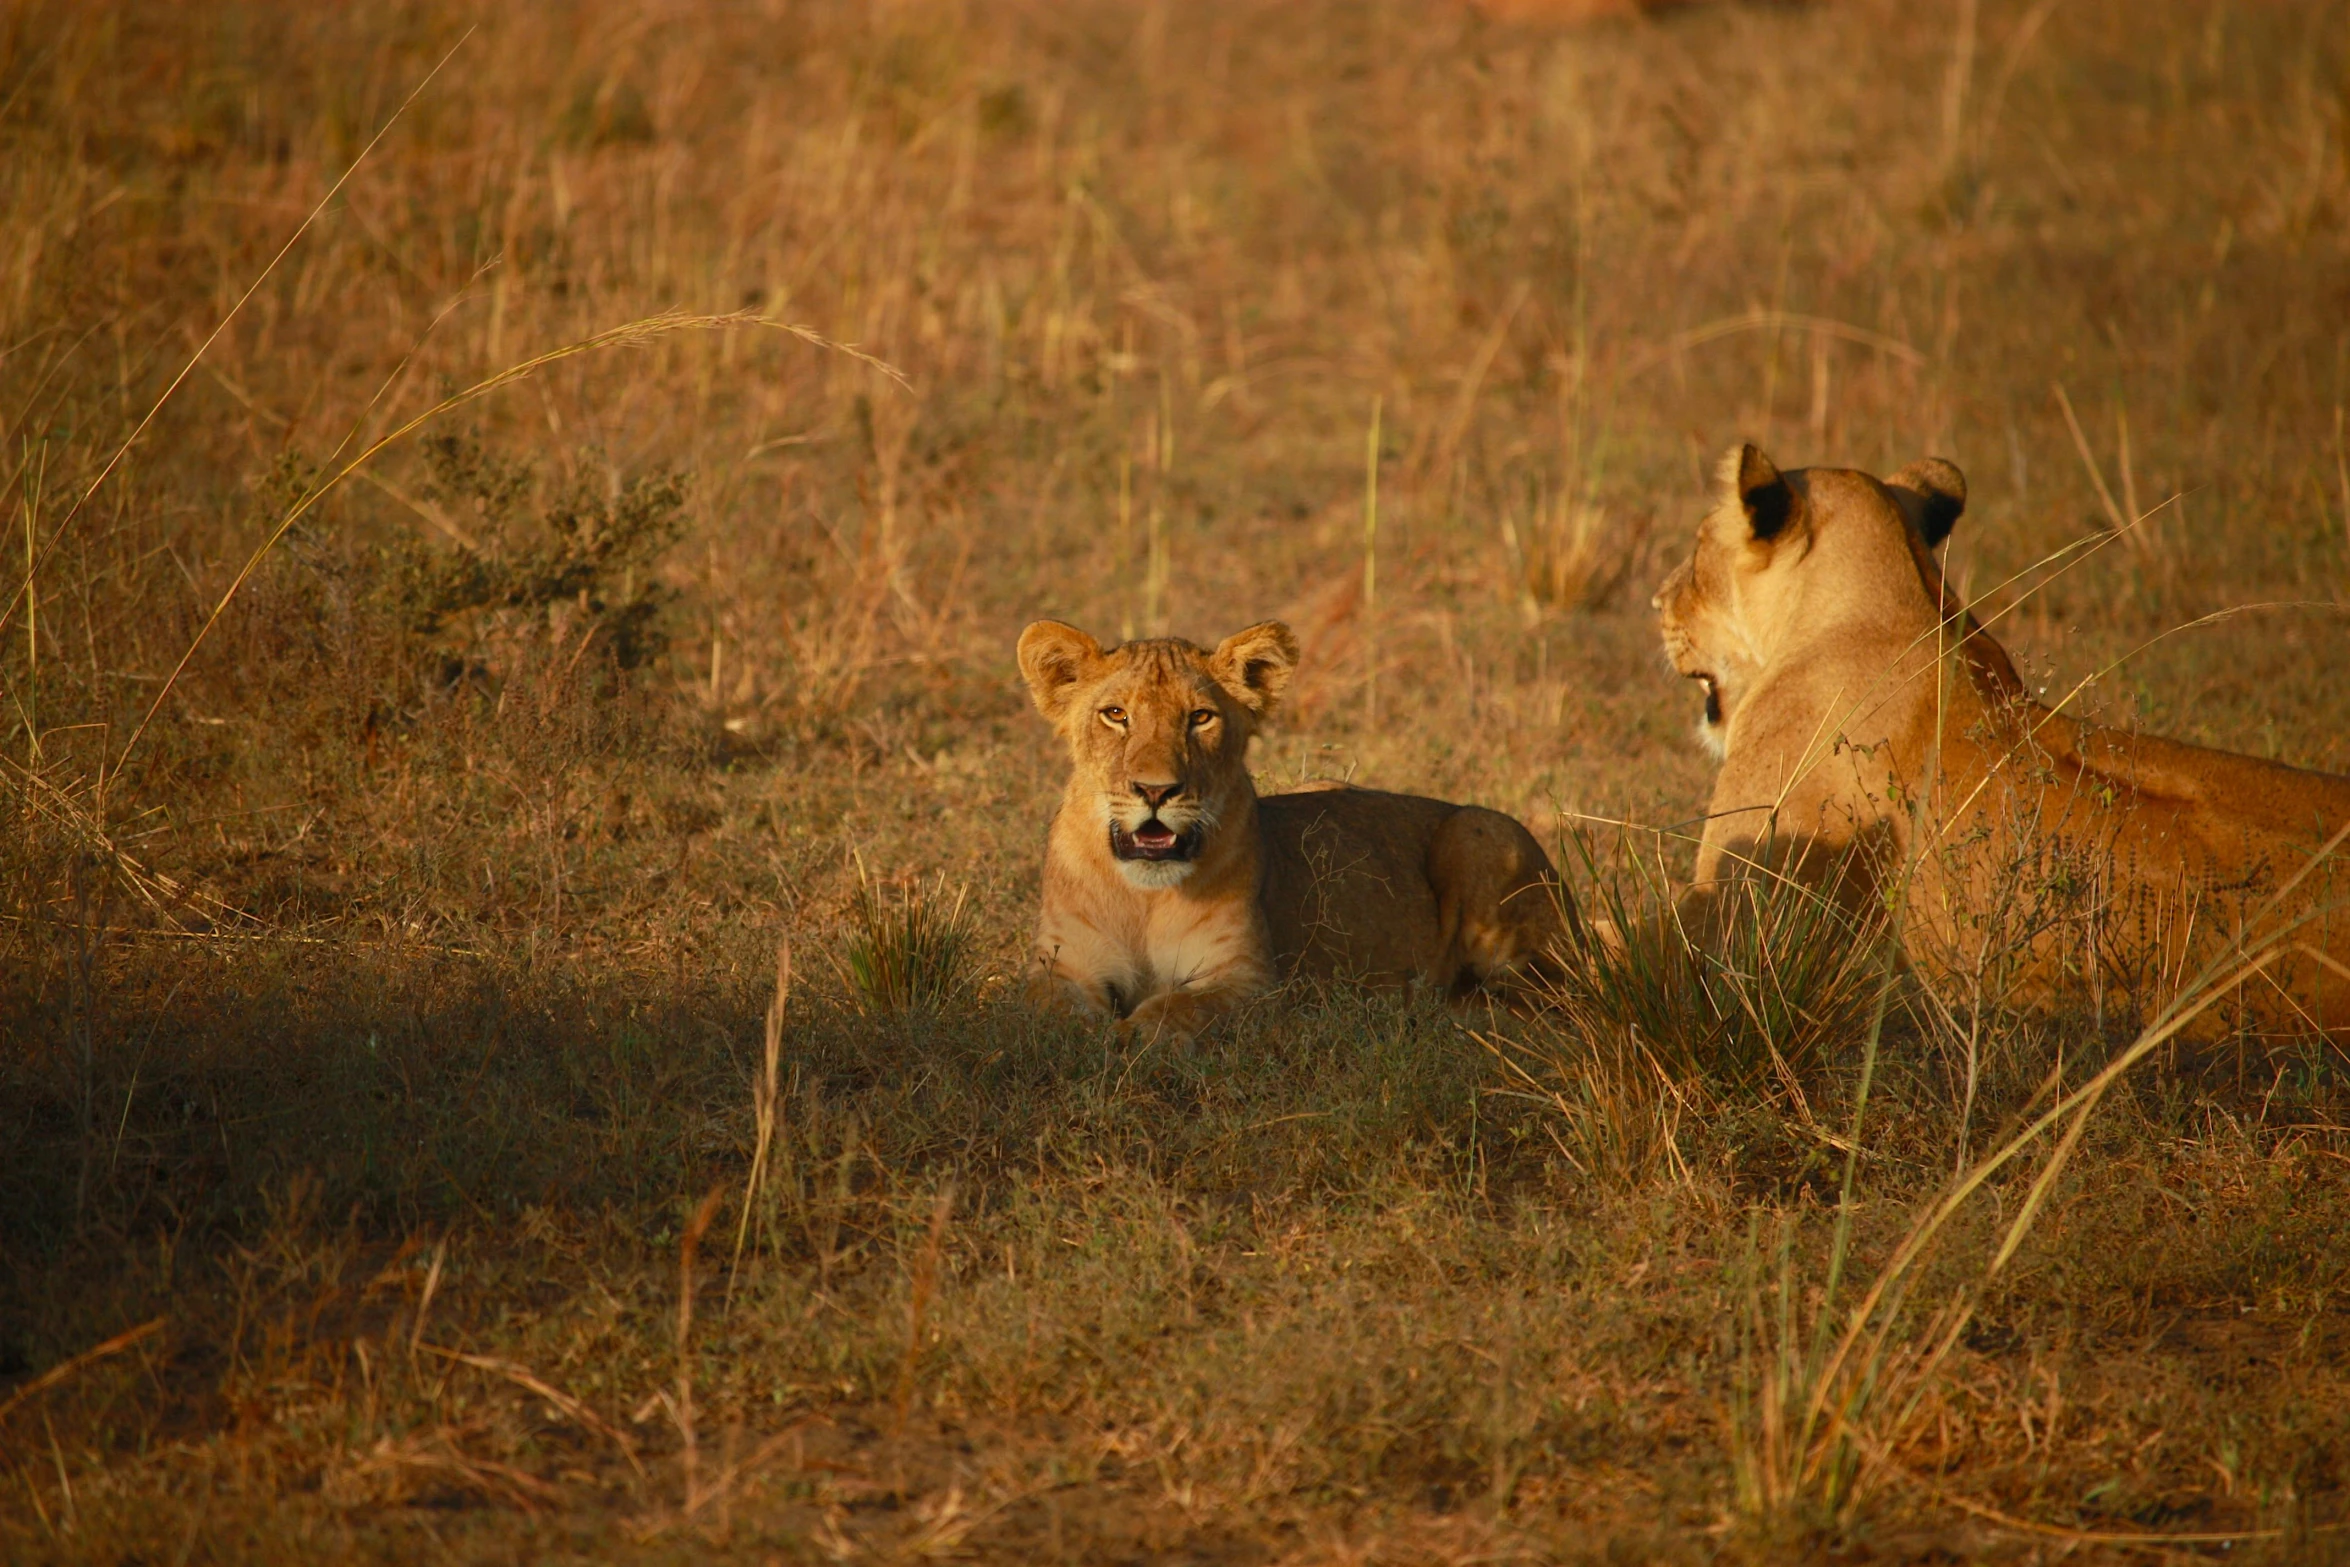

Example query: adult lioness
[1654,444,2350,1036]
[1017,619,1563,1039]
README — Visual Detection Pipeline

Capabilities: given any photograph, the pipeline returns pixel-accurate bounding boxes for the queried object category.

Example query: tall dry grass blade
[891,1183,955,1436]
[1974,0,2067,164]
[421,1345,644,1479]
[728,938,793,1304]
[1117,450,1136,642]
[406,1238,447,1365]
[1361,394,1382,620]
[110,311,905,781]
[1362,394,1382,720]
[44,1413,75,1530]
[1937,0,1979,177]
[0,1317,162,1432]
[1432,278,1528,485]
[1800,821,2350,1473]
[17,438,42,763]
[0,29,475,646]
[2051,381,2128,535]
[1143,379,1173,634]
[2114,401,2142,536]
[1625,310,1924,380]
[674,1183,728,1511]
[2336,404,2349,555]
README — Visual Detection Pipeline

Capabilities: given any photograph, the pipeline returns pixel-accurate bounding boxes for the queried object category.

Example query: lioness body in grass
[1017,619,1564,1040]
[1654,445,2350,1035]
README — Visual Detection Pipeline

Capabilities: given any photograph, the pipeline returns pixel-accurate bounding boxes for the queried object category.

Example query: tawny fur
[1017,619,1564,1041]
[1463,0,1693,21]
[1653,444,2350,1037]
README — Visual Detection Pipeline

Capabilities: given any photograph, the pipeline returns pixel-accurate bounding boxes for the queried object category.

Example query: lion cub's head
[1017,620,1299,889]
[1652,444,1967,757]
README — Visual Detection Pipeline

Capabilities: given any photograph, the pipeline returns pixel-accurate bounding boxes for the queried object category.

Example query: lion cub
[1016,619,1564,1039]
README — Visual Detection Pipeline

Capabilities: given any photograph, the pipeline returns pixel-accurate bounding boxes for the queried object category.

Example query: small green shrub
[386,430,688,681]
[841,867,977,1015]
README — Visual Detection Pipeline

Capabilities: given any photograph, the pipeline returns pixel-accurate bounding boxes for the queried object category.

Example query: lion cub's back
[1255,786,1465,986]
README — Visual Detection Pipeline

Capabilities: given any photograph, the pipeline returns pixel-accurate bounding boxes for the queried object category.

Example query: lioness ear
[1016,620,1104,724]
[1207,620,1299,719]
[1887,457,1967,549]
[1719,443,1796,542]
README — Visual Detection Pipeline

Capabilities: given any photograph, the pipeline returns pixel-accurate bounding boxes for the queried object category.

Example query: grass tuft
[842,864,979,1016]
[1544,824,1891,1092]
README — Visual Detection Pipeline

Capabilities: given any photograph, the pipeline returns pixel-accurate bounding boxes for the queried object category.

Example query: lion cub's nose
[1132,780,1183,810]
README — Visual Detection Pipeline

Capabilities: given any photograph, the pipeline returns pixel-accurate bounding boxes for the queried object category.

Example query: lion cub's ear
[1719,443,1798,542]
[1207,621,1299,719]
[1017,620,1105,724]
[1887,457,1967,549]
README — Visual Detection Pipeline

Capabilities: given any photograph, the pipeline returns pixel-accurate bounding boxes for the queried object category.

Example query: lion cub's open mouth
[1111,819,1198,862]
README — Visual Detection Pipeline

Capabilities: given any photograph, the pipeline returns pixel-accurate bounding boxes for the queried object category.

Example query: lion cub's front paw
[1117,990,1218,1047]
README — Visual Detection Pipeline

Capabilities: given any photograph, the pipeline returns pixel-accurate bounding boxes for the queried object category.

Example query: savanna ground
[4,0,2350,1560]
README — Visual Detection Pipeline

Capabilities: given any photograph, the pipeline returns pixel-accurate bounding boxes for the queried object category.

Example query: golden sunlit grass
[3,0,2350,1561]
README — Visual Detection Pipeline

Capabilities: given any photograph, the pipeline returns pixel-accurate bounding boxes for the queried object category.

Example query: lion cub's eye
[1098,706,1128,727]
[1188,708,1217,729]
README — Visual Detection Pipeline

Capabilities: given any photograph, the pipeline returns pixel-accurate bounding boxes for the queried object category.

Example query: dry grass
[4,0,2350,1560]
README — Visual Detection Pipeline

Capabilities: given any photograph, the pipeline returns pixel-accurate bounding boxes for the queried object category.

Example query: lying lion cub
[1016,619,1563,1039]
[1655,443,2350,1036]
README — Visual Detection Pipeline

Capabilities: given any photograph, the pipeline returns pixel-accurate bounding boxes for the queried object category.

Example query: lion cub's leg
[1023,953,1119,1023]
[1025,916,1142,1026]
[1427,806,1567,994]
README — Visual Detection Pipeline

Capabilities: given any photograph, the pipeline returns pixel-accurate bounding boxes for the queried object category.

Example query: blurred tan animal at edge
[1465,0,1695,22]
[1653,444,2350,1036]
[1017,619,1565,1041]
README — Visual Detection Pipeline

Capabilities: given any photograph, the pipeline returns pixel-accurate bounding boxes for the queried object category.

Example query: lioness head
[1017,619,1298,889]
[1652,443,1967,757]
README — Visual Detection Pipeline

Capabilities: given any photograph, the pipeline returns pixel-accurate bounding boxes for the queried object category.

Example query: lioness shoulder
[1016,619,1564,1039]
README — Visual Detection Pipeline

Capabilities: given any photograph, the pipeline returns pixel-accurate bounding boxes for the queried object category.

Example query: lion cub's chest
[1120,897,1257,1005]
[1033,862,1264,1014]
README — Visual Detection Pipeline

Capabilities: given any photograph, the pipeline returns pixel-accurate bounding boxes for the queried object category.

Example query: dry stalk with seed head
[729,938,792,1304]
[0,1318,162,1432]
[673,1183,728,1512]
[892,1183,955,1436]
[1361,395,1381,721]
[421,1345,643,1478]
[406,1237,447,1365]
